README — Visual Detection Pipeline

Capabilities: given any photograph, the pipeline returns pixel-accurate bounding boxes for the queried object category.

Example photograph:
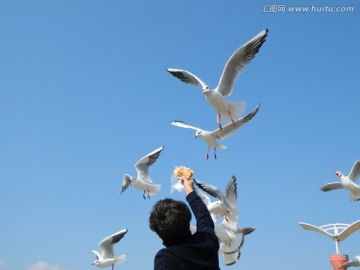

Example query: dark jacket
[154,191,220,270]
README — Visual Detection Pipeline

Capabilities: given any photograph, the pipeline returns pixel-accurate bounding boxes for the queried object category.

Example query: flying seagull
[195,176,238,221]
[92,229,128,270]
[321,160,360,201]
[339,256,360,269]
[171,104,259,159]
[222,227,255,266]
[120,146,164,199]
[167,29,268,129]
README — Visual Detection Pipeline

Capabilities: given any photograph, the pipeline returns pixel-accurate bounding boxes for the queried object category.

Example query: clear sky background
[1,1,359,270]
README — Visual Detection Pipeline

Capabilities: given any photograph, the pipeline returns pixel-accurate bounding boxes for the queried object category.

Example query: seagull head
[201,86,211,94]
[195,130,202,139]
[335,171,342,178]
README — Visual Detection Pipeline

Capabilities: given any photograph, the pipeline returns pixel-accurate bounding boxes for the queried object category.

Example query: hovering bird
[321,160,360,201]
[166,29,268,129]
[195,176,238,221]
[339,256,360,269]
[120,146,164,199]
[92,229,128,270]
[171,104,259,159]
[222,227,255,266]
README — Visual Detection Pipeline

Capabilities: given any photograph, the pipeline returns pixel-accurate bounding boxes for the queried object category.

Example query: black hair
[149,198,192,246]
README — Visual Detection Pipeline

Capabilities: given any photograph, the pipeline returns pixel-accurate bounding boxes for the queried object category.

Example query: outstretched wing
[120,174,132,194]
[171,121,202,132]
[216,29,268,97]
[224,176,238,209]
[135,146,164,183]
[339,260,354,269]
[91,250,101,260]
[99,229,128,259]
[320,182,343,192]
[213,104,260,140]
[195,179,231,211]
[166,68,208,89]
[349,160,360,182]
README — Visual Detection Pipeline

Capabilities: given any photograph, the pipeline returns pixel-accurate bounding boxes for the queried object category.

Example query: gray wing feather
[349,160,360,182]
[213,104,260,140]
[195,179,231,210]
[216,29,268,97]
[99,229,128,259]
[320,182,344,191]
[166,68,208,89]
[135,146,164,183]
[224,176,238,209]
[120,174,132,194]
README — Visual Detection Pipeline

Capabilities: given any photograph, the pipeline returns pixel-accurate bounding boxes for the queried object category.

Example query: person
[149,177,220,270]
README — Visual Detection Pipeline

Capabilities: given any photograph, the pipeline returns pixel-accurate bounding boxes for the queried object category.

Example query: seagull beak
[201,88,209,94]
[195,135,198,139]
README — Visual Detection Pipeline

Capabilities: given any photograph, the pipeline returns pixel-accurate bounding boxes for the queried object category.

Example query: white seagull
[166,29,268,129]
[222,227,255,266]
[339,256,360,269]
[195,176,238,221]
[92,229,128,270]
[120,146,164,199]
[321,160,360,201]
[171,104,259,159]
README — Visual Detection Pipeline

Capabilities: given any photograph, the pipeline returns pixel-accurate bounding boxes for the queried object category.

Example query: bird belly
[97,258,116,268]
[206,94,228,112]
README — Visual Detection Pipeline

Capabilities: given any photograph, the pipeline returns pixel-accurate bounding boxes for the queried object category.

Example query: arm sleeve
[186,191,215,232]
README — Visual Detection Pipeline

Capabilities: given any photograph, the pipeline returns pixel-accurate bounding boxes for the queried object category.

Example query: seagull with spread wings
[167,29,268,129]
[92,229,128,270]
[120,146,164,199]
[195,176,238,221]
[171,104,259,159]
[321,160,360,201]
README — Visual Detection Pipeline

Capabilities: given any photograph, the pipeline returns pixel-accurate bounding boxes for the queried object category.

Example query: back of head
[149,198,192,246]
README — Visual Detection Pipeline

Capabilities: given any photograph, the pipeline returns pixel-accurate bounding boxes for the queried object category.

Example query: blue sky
[0,1,359,269]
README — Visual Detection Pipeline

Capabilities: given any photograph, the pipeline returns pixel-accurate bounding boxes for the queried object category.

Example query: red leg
[228,110,236,127]
[218,112,223,130]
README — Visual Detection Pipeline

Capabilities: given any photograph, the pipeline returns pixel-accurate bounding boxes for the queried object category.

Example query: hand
[182,178,194,195]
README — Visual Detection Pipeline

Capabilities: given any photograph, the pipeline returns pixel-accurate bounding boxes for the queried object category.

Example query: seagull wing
[195,179,223,200]
[195,179,231,210]
[348,160,360,182]
[213,104,260,140]
[171,121,202,132]
[320,182,344,191]
[92,250,101,260]
[224,176,238,209]
[166,68,208,89]
[194,185,218,222]
[99,229,128,259]
[236,227,256,236]
[339,261,353,268]
[135,146,164,183]
[120,174,132,194]
[216,29,268,97]
[194,185,211,206]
